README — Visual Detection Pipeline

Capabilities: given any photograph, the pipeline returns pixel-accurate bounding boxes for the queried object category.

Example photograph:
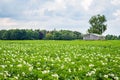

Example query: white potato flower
[52,73,59,78]
[114,76,119,80]
[104,75,108,78]
[42,70,50,74]
[17,64,22,68]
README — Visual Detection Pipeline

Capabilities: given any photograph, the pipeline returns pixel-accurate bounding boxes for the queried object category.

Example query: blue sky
[0,0,120,35]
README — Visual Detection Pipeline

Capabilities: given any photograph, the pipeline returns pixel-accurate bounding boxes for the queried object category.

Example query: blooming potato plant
[0,40,120,80]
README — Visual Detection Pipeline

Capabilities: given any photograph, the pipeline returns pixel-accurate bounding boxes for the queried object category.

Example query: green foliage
[88,14,107,35]
[0,40,120,80]
[0,29,40,40]
[45,30,83,40]
[0,30,6,39]
[25,29,39,40]
[46,32,54,40]
[105,34,119,40]
[0,29,83,40]
[60,30,75,40]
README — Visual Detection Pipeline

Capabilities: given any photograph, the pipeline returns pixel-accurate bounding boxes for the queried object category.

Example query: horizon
[0,0,120,36]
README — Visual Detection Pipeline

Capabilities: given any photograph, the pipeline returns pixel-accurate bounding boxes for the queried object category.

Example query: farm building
[83,33,105,40]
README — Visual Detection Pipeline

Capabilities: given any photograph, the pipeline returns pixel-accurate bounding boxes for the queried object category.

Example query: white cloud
[0,18,17,26]
[22,0,67,20]
[0,0,120,35]
[42,0,66,12]
[111,0,120,5]
[81,0,93,11]
[113,10,120,19]
[30,0,37,3]
[0,18,19,30]
[0,0,14,3]
[105,19,120,35]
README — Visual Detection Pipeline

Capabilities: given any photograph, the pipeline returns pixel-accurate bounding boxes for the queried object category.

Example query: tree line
[0,29,83,40]
[0,29,119,40]
[105,34,120,40]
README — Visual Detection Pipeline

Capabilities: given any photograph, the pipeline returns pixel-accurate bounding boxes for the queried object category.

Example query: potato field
[0,40,120,80]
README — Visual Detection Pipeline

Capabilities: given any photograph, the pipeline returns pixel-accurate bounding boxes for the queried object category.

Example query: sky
[0,0,120,35]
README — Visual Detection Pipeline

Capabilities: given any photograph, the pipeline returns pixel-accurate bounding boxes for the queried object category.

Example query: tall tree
[0,30,6,39]
[88,14,107,35]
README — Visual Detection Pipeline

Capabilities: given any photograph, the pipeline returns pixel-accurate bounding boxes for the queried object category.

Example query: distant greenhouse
[83,33,105,40]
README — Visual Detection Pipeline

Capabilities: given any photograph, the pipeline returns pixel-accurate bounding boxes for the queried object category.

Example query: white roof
[84,33,104,37]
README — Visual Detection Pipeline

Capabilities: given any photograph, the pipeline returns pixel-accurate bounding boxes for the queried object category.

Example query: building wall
[83,34,104,40]
[90,35,99,40]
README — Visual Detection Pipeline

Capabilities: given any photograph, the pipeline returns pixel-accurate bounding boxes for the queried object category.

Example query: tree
[2,30,11,40]
[60,30,75,40]
[118,35,120,40]
[45,32,53,40]
[88,14,107,35]
[10,29,27,40]
[52,31,62,40]
[40,30,47,39]
[73,31,83,39]
[0,30,6,39]
[105,34,118,40]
